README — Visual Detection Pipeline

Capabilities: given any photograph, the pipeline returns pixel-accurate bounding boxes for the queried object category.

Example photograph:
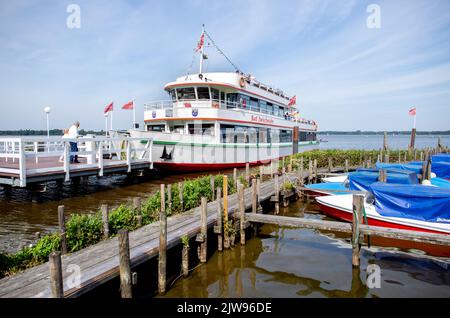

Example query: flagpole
[104,113,108,136]
[133,99,136,129]
[199,25,205,74]
[110,110,113,131]
[413,113,416,130]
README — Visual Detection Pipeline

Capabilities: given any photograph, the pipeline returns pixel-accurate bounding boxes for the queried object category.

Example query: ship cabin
[143,72,317,145]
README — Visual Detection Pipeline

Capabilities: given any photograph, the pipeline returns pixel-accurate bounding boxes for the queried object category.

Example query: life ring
[239,76,246,88]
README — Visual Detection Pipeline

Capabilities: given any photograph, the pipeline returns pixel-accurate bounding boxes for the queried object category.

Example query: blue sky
[0,0,450,131]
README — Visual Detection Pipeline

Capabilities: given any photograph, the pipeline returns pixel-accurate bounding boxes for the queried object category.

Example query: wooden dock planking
[0,178,275,298]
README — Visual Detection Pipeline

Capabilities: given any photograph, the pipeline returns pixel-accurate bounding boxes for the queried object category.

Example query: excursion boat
[127,27,318,172]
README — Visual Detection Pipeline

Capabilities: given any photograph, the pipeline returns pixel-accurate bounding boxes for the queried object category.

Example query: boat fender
[421,179,432,186]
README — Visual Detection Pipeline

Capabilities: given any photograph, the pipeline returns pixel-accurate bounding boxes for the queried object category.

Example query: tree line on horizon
[0,129,105,136]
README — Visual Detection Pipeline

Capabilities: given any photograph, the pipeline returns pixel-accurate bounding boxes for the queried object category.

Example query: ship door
[293,127,299,154]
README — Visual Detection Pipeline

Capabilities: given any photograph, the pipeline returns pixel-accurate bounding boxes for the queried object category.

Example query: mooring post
[420,151,424,161]
[210,175,215,201]
[215,187,223,252]
[238,184,246,245]
[49,251,63,298]
[379,169,387,183]
[233,168,238,190]
[271,161,275,179]
[288,156,293,173]
[179,181,184,211]
[383,132,388,151]
[384,153,389,163]
[182,244,189,278]
[245,163,250,184]
[101,204,109,239]
[251,178,257,214]
[274,174,280,215]
[404,151,407,163]
[166,184,172,213]
[352,194,364,267]
[133,197,141,213]
[398,151,401,163]
[328,157,333,172]
[259,165,264,181]
[158,189,167,295]
[199,197,208,262]
[223,176,229,249]
[58,206,67,254]
[118,229,132,298]
[308,159,313,184]
[313,159,318,183]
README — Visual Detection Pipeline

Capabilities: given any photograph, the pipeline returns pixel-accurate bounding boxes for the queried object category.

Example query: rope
[203,29,242,73]
[362,203,371,248]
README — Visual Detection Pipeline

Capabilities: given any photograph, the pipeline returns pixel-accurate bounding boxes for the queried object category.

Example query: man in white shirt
[68,121,80,163]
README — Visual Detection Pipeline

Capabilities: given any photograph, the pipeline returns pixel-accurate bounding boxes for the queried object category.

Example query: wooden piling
[379,169,387,183]
[133,197,141,212]
[308,160,313,184]
[210,175,215,201]
[274,174,280,215]
[200,197,208,262]
[345,159,349,173]
[167,184,172,212]
[216,187,223,252]
[259,165,264,181]
[238,184,246,245]
[58,206,67,254]
[384,153,389,163]
[251,178,257,214]
[223,176,229,249]
[182,246,189,277]
[383,132,388,151]
[118,229,132,298]
[398,151,401,163]
[233,168,238,189]
[49,251,63,298]
[352,194,364,267]
[179,181,184,211]
[328,157,333,172]
[158,184,167,294]
[101,204,109,239]
[245,163,250,184]
[313,159,318,183]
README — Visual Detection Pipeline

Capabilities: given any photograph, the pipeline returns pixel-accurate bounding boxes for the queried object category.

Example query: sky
[0,0,450,131]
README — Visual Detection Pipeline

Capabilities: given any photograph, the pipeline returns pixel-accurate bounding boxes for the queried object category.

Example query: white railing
[0,135,153,187]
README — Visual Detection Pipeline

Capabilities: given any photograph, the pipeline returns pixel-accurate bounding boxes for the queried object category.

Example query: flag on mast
[408,107,416,116]
[104,102,113,113]
[288,95,297,107]
[122,100,136,128]
[195,32,205,52]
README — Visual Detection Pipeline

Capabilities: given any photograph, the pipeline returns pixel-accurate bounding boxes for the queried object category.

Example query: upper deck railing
[144,99,317,125]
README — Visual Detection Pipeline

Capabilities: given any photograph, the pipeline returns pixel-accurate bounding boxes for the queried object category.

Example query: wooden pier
[1,157,449,298]
[0,136,153,187]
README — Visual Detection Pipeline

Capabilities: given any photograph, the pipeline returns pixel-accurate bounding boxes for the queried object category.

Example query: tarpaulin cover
[369,182,450,223]
[409,160,450,179]
[305,182,348,195]
[348,170,418,192]
[375,162,422,174]
[432,153,450,163]
[431,177,450,188]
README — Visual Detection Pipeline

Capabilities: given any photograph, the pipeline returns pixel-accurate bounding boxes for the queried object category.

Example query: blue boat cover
[431,161,450,179]
[432,153,450,163]
[369,182,450,223]
[375,162,423,174]
[348,170,418,192]
[305,182,348,195]
[431,177,450,188]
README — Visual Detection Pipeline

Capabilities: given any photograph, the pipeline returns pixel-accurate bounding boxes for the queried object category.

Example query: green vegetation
[181,235,190,248]
[0,174,238,279]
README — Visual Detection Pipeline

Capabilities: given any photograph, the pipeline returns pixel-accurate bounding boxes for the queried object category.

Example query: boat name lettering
[251,115,274,124]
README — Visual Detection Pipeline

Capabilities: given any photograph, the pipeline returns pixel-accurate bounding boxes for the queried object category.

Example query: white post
[46,113,50,139]
[98,141,104,177]
[34,141,38,164]
[63,141,70,182]
[126,140,131,173]
[104,113,109,136]
[18,140,26,187]
[110,110,113,131]
[199,26,205,74]
[148,139,153,169]
[133,100,136,129]
[413,113,417,129]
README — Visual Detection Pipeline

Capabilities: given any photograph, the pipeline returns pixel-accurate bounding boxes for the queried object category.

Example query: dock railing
[0,135,153,187]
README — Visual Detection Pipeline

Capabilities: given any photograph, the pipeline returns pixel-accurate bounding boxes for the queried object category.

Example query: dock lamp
[44,106,51,138]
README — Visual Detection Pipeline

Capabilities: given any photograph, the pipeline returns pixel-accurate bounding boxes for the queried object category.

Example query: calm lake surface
[0,134,449,297]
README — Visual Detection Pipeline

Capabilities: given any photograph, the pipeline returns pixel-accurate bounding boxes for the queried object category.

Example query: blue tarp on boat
[431,161,450,179]
[375,162,423,174]
[432,153,450,163]
[431,177,450,188]
[305,182,348,194]
[348,170,418,192]
[369,182,450,223]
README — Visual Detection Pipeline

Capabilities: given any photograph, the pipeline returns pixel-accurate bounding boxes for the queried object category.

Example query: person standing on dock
[68,121,80,163]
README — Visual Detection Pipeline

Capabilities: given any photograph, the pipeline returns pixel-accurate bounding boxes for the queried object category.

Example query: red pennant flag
[122,100,134,110]
[288,95,297,107]
[104,102,113,114]
[408,107,416,116]
[195,33,205,52]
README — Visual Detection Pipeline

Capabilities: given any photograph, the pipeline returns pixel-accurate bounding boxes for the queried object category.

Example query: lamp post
[44,107,51,138]
[104,113,109,136]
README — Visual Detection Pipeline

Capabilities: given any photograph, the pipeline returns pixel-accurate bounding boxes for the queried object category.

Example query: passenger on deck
[68,121,80,163]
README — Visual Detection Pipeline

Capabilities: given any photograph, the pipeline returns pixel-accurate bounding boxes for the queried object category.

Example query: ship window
[249,97,259,112]
[177,87,196,101]
[247,127,258,143]
[147,125,165,132]
[197,87,210,100]
[169,89,177,101]
[211,88,220,101]
[226,93,238,108]
[267,103,274,115]
[220,91,225,101]
[280,130,293,142]
[260,101,267,114]
[188,123,214,135]
[271,129,280,143]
